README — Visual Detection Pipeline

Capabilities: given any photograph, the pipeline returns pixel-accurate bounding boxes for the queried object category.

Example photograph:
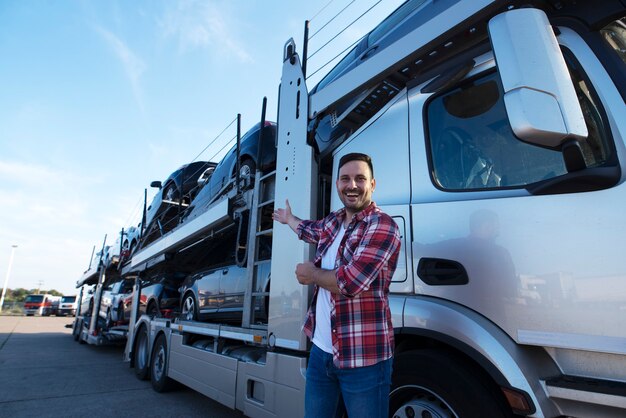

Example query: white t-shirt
[311,223,346,354]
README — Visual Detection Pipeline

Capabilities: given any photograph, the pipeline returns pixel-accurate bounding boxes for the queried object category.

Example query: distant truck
[58,295,77,316]
[24,294,61,316]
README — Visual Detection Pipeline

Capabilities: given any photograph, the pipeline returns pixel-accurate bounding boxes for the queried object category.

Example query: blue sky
[0,0,403,295]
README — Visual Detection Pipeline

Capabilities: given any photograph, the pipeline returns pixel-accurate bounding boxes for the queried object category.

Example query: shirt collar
[336,201,377,225]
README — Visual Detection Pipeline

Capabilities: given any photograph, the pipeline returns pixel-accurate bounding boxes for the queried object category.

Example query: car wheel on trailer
[147,301,159,317]
[389,349,514,418]
[117,302,125,323]
[105,308,113,328]
[163,183,179,203]
[133,324,150,380]
[72,319,82,341]
[239,158,256,188]
[181,293,197,321]
[151,334,175,392]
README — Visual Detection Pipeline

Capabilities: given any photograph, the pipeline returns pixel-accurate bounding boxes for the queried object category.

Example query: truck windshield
[25,295,44,303]
[61,296,76,303]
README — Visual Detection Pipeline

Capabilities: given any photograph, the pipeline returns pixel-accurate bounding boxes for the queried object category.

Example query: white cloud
[95,25,147,113]
[159,0,253,63]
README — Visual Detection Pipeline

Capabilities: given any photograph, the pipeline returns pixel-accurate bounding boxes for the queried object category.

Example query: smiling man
[272,152,401,418]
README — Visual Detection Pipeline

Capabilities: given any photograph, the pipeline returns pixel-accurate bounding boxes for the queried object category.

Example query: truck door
[330,91,413,294]
[407,28,625,357]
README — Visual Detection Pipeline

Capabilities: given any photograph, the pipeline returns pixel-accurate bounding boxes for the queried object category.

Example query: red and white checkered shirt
[297,202,401,369]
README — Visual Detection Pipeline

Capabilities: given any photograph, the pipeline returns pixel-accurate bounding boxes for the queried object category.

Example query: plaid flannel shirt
[297,202,401,368]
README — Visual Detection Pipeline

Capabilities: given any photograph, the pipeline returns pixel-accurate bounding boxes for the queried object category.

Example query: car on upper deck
[141,161,217,247]
[179,262,271,325]
[182,121,277,222]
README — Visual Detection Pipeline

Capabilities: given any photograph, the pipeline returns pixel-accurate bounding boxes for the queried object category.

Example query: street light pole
[0,245,18,312]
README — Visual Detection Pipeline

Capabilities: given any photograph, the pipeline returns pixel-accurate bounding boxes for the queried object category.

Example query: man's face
[336,160,375,217]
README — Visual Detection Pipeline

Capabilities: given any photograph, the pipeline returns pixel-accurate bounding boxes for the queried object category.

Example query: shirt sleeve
[297,218,325,245]
[336,214,401,297]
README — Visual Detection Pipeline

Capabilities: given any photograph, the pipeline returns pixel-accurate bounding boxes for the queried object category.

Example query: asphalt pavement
[0,315,245,418]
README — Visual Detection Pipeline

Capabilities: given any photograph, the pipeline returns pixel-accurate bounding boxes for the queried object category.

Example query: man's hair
[338,153,374,178]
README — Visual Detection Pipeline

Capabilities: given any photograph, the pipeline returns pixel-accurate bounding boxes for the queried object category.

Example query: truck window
[426,60,611,191]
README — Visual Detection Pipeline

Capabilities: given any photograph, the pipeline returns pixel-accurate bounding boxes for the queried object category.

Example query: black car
[310,0,457,153]
[182,121,277,222]
[179,262,270,325]
[141,160,217,247]
[311,0,447,93]
[120,273,184,319]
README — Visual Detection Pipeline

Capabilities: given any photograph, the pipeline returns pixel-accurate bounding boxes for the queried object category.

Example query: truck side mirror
[488,8,587,149]
[150,180,162,189]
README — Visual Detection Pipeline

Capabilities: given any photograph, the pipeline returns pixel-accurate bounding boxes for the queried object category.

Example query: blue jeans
[305,344,392,418]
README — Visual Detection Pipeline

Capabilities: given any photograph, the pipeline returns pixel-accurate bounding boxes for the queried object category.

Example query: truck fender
[395,296,559,417]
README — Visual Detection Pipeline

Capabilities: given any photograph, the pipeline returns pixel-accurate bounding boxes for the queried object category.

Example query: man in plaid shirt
[273,152,401,418]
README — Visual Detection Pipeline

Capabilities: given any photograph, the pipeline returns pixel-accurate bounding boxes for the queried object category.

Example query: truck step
[544,375,626,410]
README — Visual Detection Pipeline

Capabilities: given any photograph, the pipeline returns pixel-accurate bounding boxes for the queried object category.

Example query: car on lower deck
[179,262,271,326]
[120,272,184,320]
[100,278,135,327]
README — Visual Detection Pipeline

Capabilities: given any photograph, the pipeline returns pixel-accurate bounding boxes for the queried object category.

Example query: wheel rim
[390,385,458,418]
[182,295,195,321]
[165,186,176,201]
[240,164,252,178]
[153,344,166,382]
[136,329,148,370]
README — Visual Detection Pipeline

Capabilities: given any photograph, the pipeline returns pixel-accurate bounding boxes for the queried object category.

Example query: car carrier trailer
[73,236,130,345]
[118,1,626,417]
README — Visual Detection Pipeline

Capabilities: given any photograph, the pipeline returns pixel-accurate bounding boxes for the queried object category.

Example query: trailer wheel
[389,349,513,418]
[151,334,175,392]
[133,324,150,380]
[181,293,197,321]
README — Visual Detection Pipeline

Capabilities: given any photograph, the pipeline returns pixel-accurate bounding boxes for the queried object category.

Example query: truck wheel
[181,293,197,321]
[134,324,150,380]
[151,334,175,392]
[389,349,513,418]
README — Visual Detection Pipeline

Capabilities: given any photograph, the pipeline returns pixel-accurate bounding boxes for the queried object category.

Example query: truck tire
[133,324,150,380]
[151,334,175,392]
[389,349,513,418]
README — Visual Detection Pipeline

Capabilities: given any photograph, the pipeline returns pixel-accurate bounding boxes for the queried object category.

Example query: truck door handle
[417,258,468,285]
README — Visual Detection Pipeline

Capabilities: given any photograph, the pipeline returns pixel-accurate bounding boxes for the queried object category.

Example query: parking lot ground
[0,316,245,418]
